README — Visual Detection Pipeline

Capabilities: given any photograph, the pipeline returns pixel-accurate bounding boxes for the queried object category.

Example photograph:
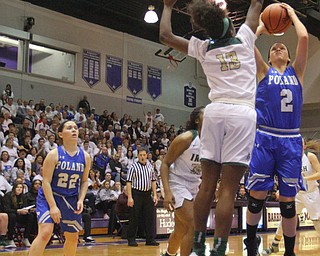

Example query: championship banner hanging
[82,49,100,87]
[184,82,196,108]
[106,55,123,92]
[127,61,143,96]
[147,66,162,100]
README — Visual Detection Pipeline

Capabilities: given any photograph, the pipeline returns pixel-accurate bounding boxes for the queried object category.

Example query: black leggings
[7,212,37,240]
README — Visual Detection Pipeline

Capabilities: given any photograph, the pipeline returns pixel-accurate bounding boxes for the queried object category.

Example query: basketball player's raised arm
[42,148,61,223]
[160,0,189,54]
[245,0,264,33]
[281,3,308,83]
[160,132,192,211]
[254,46,269,82]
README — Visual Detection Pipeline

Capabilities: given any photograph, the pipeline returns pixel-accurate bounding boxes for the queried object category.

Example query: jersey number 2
[281,89,293,112]
[216,51,241,71]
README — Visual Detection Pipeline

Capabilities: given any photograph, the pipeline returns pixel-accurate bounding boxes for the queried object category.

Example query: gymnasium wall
[0,0,319,135]
[0,0,210,127]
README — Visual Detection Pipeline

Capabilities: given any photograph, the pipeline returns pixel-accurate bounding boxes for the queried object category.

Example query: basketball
[261,3,292,34]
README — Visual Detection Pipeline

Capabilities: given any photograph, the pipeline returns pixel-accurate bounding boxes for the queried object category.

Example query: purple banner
[106,55,122,92]
[82,49,100,87]
[184,82,196,108]
[127,61,143,96]
[147,66,161,100]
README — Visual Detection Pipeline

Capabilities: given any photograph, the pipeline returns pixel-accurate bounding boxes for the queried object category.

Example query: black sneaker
[83,236,95,244]
[210,249,218,256]
[244,235,261,256]
[128,240,138,247]
[190,244,206,256]
[145,241,159,246]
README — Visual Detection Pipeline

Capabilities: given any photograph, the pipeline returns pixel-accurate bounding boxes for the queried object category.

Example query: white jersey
[188,24,257,108]
[301,152,319,193]
[169,135,201,184]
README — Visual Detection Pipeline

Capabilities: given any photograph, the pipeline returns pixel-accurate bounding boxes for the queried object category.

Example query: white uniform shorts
[296,189,320,220]
[169,179,200,209]
[200,102,256,166]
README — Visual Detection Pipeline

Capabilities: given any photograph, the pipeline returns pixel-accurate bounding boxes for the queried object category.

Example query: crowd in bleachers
[0,84,263,248]
[0,84,186,247]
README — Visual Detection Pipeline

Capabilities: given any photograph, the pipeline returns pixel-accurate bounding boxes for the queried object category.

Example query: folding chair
[48,224,65,245]
[113,214,129,239]
[13,225,25,247]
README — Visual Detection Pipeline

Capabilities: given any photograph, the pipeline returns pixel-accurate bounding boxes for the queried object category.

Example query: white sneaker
[83,236,95,243]
[103,213,110,220]
[22,238,31,247]
[225,242,230,255]
[6,240,16,248]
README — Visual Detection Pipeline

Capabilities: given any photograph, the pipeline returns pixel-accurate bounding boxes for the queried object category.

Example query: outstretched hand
[280,3,296,20]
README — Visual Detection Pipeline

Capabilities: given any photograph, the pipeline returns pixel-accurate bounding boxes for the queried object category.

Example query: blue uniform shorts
[36,192,83,233]
[246,130,304,197]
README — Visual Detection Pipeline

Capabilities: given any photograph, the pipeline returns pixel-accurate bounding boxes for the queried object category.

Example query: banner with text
[156,207,238,235]
[82,49,100,87]
[266,207,313,229]
[106,55,122,92]
[147,66,162,100]
[184,82,196,108]
[127,61,143,96]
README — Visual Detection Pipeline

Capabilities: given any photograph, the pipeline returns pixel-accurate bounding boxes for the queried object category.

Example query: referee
[126,147,159,247]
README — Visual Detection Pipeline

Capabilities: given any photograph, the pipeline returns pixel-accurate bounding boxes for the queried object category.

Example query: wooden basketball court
[0,230,319,255]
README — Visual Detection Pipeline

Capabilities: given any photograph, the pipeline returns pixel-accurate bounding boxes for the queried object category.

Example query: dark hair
[11,182,24,209]
[30,146,38,154]
[186,106,204,131]
[35,154,44,163]
[14,157,26,170]
[57,120,76,144]
[188,0,228,39]
[126,150,134,159]
[31,179,42,193]
[58,120,71,133]
[0,150,9,160]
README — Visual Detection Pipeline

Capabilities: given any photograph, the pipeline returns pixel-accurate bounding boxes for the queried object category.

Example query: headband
[220,17,230,38]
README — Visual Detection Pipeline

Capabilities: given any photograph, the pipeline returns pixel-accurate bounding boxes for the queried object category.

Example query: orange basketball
[261,3,292,34]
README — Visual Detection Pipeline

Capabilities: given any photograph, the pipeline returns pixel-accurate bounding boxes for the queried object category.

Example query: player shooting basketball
[245,3,309,256]
[160,0,264,255]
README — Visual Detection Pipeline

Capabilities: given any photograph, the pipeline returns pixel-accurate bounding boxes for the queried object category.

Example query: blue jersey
[256,66,303,132]
[38,146,86,197]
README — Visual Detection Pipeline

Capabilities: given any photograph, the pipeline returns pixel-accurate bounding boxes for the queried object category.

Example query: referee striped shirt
[127,161,157,191]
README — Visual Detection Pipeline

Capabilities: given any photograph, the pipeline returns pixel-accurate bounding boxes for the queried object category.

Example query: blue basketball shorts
[246,130,304,197]
[36,192,83,233]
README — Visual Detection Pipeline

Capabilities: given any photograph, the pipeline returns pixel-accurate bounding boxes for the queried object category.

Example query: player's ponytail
[186,106,204,131]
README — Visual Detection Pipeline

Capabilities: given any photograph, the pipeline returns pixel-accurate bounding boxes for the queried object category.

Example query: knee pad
[280,201,296,219]
[248,195,264,214]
